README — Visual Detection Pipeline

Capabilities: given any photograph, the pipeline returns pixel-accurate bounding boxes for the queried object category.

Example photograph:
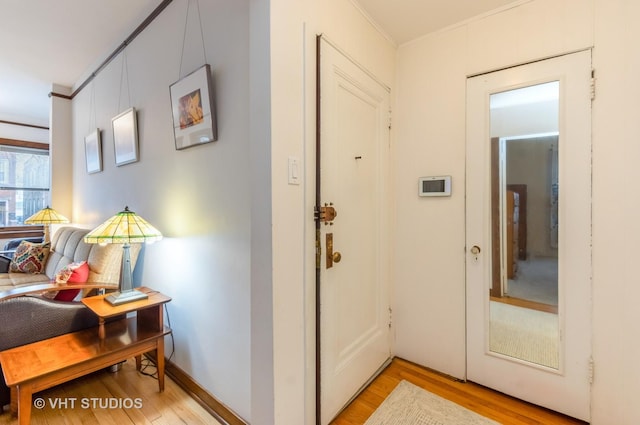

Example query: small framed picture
[170,64,217,150]
[112,107,139,166]
[84,129,102,174]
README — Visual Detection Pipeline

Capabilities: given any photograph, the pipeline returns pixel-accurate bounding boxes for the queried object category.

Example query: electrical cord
[138,303,175,379]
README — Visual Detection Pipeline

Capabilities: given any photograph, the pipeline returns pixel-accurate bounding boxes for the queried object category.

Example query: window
[0,139,49,231]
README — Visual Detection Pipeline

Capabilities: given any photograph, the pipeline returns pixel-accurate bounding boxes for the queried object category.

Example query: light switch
[288,156,301,185]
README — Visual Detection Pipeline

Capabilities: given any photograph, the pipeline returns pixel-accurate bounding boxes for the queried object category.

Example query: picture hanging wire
[88,80,96,131]
[117,49,132,112]
[178,0,208,79]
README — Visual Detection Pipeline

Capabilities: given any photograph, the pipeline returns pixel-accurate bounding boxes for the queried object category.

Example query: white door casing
[466,50,592,421]
[317,36,392,425]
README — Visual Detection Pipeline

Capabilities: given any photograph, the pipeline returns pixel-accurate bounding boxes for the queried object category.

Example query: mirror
[488,82,560,369]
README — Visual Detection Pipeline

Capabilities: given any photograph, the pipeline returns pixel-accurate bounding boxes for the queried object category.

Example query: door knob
[332,252,342,263]
[470,245,481,261]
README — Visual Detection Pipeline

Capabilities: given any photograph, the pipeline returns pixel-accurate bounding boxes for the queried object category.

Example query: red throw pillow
[54,261,90,301]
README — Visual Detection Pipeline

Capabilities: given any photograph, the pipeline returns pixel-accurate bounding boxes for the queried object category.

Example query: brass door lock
[316,203,337,225]
[326,233,342,268]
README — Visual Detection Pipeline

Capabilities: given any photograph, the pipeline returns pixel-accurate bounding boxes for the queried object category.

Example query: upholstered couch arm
[0,256,10,274]
[0,296,103,407]
[0,297,100,350]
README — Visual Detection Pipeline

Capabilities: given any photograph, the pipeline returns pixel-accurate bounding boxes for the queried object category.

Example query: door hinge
[388,109,392,130]
[315,229,321,269]
[590,69,596,101]
[388,307,393,328]
[589,356,595,384]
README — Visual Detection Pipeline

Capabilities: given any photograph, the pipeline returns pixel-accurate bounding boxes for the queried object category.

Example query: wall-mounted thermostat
[419,175,451,197]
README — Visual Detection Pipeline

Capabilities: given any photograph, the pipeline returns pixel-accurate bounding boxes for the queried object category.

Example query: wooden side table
[82,287,171,337]
[82,286,172,388]
[0,287,171,425]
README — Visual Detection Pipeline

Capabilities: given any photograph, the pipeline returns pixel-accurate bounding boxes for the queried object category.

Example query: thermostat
[419,176,451,197]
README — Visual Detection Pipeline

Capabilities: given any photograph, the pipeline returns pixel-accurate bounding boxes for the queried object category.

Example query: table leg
[135,355,142,371]
[10,386,17,416]
[16,385,32,425]
[98,317,105,340]
[157,339,165,392]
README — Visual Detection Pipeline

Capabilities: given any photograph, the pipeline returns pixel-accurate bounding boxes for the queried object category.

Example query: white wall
[0,99,68,219]
[491,100,559,138]
[591,0,640,423]
[393,0,594,394]
[69,0,254,420]
[50,84,73,219]
[395,0,640,423]
[0,123,48,143]
[270,0,395,423]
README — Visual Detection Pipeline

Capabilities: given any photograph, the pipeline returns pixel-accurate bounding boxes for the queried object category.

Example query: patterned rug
[364,380,500,425]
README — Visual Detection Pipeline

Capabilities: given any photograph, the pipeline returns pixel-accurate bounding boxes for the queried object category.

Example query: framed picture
[84,129,102,174]
[112,107,139,166]
[170,64,217,150]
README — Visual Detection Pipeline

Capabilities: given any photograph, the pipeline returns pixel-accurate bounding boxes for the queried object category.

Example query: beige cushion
[0,273,50,292]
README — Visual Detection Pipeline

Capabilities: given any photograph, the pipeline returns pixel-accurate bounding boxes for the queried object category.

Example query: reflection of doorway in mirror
[504,135,559,309]
[490,133,560,370]
[489,82,560,370]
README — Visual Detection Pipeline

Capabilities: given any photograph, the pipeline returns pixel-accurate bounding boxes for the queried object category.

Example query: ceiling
[0,0,518,129]
[356,0,518,44]
[0,0,163,128]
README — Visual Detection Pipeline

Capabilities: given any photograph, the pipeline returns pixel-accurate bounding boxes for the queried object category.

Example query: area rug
[364,380,499,425]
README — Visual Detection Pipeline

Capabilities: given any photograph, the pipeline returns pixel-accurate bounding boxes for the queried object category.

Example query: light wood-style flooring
[0,359,221,425]
[0,356,589,424]
[331,358,588,425]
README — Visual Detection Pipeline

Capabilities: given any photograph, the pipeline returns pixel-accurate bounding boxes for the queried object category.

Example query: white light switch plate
[288,156,301,185]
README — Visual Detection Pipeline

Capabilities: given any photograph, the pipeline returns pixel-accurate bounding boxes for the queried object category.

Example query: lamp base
[105,289,148,306]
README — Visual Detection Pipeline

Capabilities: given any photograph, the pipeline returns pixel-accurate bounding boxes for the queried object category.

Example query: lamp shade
[25,206,70,224]
[84,206,162,244]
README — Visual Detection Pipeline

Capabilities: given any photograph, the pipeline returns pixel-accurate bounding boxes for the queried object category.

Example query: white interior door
[466,50,592,421]
[317,36,392,425]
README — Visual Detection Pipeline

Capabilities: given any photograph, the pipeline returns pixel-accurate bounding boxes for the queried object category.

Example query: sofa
[0,227,141,408]
[0,227,138,292]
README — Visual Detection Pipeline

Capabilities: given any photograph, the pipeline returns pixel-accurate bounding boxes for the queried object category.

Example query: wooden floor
[331,358,588,425]
[0,359,221,425]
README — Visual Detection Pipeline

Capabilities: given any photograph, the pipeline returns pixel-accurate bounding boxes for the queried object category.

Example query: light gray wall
[69,0,254,420]
[64,0,396,423]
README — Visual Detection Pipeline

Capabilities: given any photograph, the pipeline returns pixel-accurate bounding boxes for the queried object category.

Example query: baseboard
[145,353,247,425]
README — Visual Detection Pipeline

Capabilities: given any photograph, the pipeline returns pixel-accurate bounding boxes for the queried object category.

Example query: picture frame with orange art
[169,64,217,150]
